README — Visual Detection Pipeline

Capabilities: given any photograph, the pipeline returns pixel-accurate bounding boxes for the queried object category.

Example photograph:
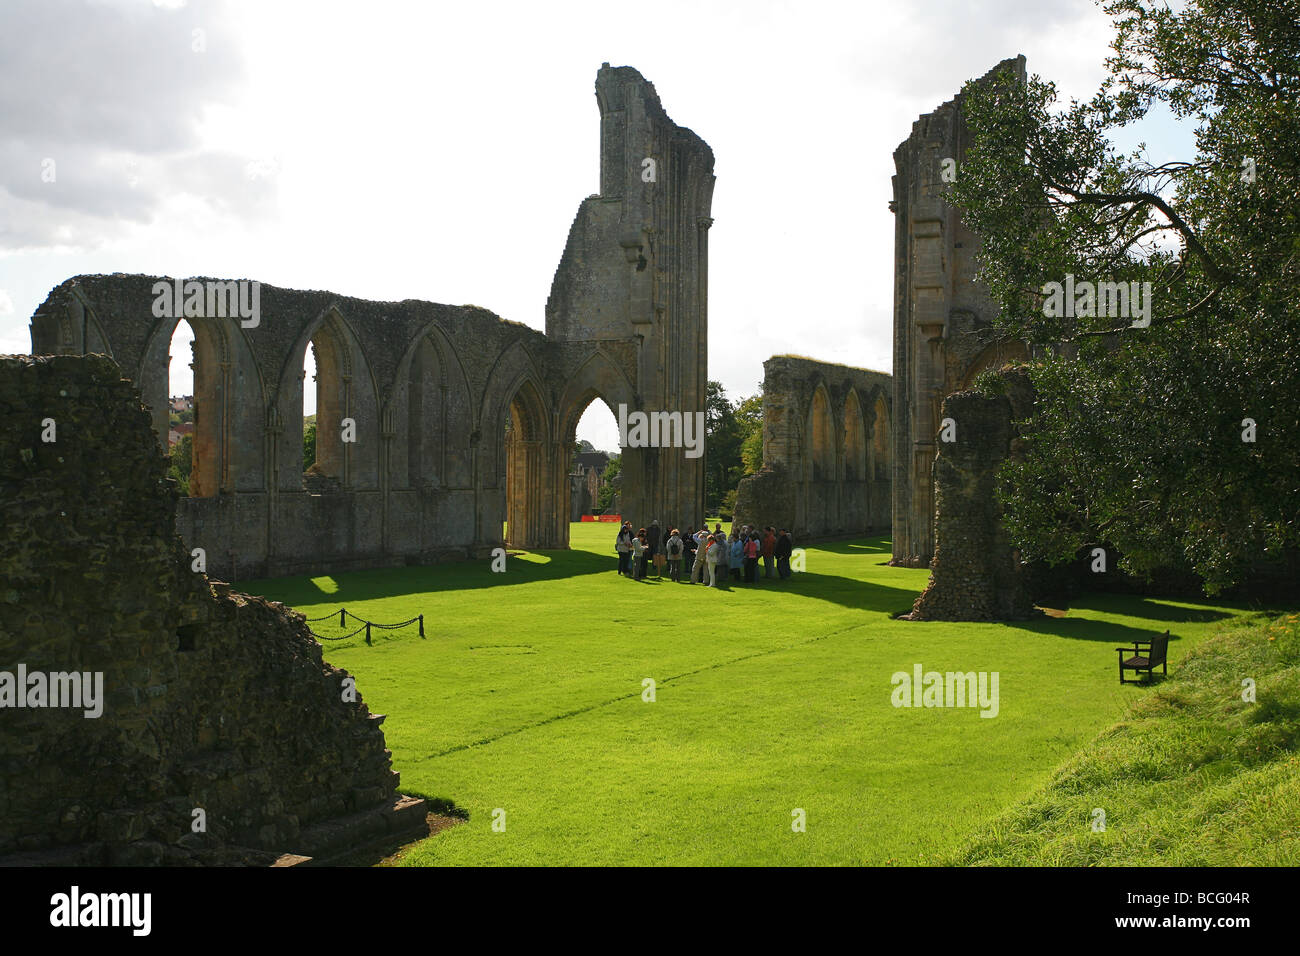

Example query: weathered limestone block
[907,368,1037,621]
[0,354,425,865]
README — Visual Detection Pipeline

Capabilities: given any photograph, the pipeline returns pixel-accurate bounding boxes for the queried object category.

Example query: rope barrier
[310,622,370,642]
[302,608,426,645]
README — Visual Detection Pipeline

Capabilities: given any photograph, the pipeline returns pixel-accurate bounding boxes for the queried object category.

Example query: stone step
[283,794,428,865]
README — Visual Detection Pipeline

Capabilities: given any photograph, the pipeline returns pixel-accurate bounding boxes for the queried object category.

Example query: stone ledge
[286,794,430,866]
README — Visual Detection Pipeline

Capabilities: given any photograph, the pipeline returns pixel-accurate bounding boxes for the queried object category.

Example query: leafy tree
[303,421,317,472]
[597,454,621,511]
[720,488,738,521]
[168,434,192,497]
[705,380,745,513]
[952,0,1300,593]
[735,391,764,475]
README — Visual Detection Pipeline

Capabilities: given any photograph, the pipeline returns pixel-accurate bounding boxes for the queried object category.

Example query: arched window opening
[571,396,620,518]
[166,318,223,497]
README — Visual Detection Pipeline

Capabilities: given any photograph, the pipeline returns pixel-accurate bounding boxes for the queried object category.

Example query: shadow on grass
[1038,594,1238,624]
[240,535,928,615]
[1001,614,1185,646]
[241,546,614,605]
[245,534,1260,627]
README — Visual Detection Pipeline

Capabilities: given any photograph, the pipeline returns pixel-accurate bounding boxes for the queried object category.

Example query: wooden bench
[1116,630,1169,684]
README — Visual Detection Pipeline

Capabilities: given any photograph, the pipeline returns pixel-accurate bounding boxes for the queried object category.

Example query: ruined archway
[562,391,620,525]
[140,315,233,498]
[278,306,381,494]
[504,377,551,549]
[24,63,713,578]
[556,350,640,541]
[732,356,892,542]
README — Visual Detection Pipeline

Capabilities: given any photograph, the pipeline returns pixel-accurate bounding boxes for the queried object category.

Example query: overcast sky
[0,0,1191,452]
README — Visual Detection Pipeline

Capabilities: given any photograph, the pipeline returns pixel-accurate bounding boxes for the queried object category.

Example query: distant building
[570,451,612,519]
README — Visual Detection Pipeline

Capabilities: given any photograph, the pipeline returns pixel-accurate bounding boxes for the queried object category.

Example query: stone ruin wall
[547,64,715,534]
[25,65,715,581]
[907,368,1036,621]
[891,55,1030,568]
[0,354,425,864]
[733,355,892,541]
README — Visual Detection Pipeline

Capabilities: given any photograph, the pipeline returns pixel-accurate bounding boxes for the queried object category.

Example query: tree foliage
[597,454,621,512]
[735,391,765,476]
[705,380,762,513]
[952,0,1300,592]
[168,434,192,497]
[303,421,317,473]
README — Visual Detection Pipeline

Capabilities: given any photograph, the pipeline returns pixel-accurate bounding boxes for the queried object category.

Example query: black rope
[309,622,369,641]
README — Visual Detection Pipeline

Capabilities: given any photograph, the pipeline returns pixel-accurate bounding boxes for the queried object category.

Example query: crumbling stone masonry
[890,56,1030,567]
[26,64,714,580]
[907,368,1036,621]
[733,355,892,540]
[0,354,425,864]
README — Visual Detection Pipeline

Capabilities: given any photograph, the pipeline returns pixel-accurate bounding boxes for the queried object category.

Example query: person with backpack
[632,528,649,581]
[615,522,633,576]
[665,529,684,582]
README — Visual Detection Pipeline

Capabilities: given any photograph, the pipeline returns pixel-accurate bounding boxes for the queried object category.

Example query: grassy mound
[951,614,1300,865]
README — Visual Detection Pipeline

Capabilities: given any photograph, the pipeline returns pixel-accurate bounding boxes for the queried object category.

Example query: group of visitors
[615,519,796,587]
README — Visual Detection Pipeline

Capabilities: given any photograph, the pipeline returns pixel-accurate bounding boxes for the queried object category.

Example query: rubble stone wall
[907,368,1036,621]
[0,354,418,864]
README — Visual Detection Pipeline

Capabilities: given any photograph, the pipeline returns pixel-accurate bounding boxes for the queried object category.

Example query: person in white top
[691,528,709,584]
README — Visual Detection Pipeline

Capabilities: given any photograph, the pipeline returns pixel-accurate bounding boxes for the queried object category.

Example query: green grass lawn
[951,613,1300,865]
[237,522,1283,865]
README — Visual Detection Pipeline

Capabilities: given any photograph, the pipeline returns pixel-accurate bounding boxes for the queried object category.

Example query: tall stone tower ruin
[546,63,716,529]
[890,55,1028,566]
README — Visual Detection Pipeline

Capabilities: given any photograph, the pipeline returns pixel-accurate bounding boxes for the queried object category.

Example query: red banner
[581,514,622,522]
